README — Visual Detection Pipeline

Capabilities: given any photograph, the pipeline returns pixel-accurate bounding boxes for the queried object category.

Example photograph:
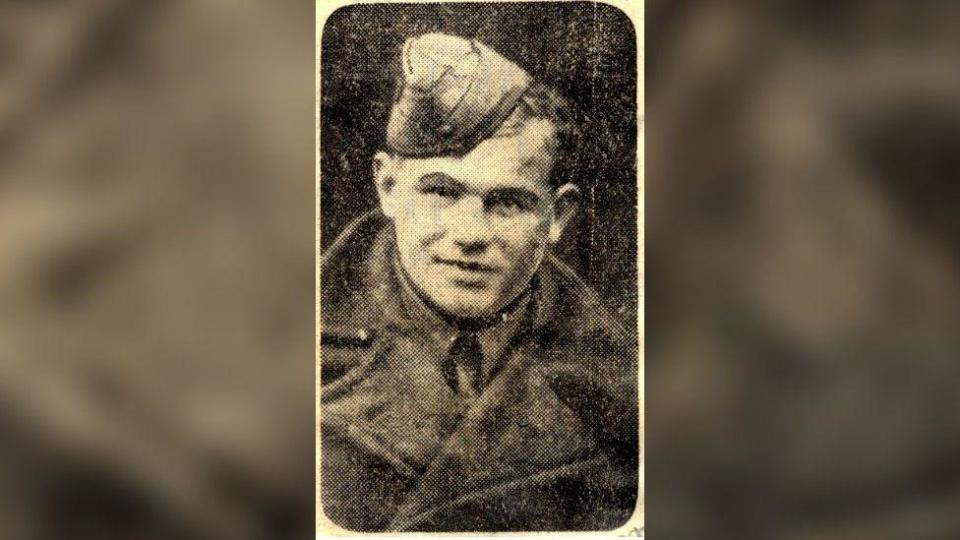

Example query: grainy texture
[318,3,640,532]
[320,2,638,319]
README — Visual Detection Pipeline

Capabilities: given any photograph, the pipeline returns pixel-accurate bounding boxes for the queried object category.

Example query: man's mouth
[433,256,500,274]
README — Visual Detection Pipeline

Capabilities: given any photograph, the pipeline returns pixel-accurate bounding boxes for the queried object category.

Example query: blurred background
[5,0,960,539]
[647,1,960,539]
[0,1,314,539]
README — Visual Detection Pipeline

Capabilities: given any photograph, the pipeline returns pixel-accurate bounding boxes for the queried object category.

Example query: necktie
[444,333,483,398]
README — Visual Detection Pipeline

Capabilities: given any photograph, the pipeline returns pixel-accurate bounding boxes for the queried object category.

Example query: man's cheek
[497,219,549,256]
[407,214,445,248]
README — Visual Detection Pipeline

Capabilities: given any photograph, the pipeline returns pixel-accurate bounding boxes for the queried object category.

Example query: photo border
[315,1,644,536]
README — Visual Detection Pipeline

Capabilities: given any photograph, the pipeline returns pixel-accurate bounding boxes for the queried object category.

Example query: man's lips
[433,256,501,273]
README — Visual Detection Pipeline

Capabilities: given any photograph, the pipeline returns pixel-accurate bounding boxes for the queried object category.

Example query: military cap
[386,33,532,157]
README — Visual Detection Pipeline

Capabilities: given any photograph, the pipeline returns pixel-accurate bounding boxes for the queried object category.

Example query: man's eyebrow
[416,172,466,190]
[485,187,541,205]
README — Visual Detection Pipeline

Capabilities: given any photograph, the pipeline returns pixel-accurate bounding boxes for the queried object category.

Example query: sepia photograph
[317,1,643,533]
[7,0,960,538]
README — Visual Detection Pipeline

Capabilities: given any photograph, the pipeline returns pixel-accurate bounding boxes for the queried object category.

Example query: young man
[320,33,638,532]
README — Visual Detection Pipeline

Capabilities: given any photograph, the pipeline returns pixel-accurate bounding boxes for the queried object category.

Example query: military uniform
[320,211,638,531]
[318,32,639,531]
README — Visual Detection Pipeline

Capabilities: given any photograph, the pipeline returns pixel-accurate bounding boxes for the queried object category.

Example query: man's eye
[487,196,532,215]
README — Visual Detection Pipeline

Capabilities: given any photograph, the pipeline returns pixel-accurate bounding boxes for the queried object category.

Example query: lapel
[388,268,603,530]
[322,214,472,471]
[322,210,637,530]
[388,344,602,530]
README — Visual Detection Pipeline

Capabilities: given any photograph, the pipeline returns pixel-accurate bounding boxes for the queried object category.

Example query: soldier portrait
[318,2,641,532]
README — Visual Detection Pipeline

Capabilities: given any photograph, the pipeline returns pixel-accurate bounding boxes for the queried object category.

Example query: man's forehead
[395,119,557,188]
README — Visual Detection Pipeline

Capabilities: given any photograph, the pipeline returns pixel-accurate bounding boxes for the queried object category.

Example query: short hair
[501,81,581,188]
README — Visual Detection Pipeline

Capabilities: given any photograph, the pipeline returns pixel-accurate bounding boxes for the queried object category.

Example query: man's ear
[548,183,580,243]
[373,151,398,218]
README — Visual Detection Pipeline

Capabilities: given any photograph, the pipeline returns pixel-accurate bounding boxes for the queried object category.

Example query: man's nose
[448,196,491,253]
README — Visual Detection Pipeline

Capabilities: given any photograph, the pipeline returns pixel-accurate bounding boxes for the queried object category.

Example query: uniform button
[438,124,454,135]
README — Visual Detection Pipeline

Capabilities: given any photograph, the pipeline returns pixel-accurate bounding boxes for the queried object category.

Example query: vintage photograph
[318,1,642,533]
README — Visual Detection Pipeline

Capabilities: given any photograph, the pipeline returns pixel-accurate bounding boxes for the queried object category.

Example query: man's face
[376,119,576,320]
